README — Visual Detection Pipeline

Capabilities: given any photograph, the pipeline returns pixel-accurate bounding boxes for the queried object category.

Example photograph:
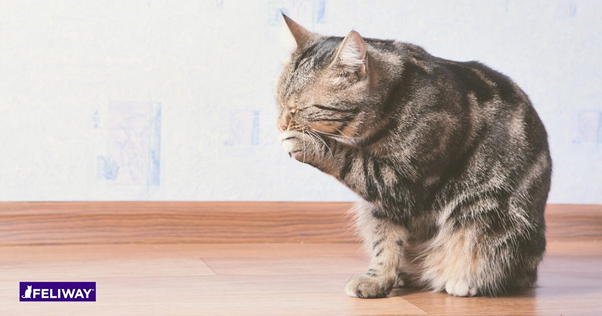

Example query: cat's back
[370,40,551,194]
[392,42,549,153]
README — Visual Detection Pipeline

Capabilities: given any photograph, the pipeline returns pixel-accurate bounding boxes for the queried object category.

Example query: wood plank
[202,256,369,276]
[0,244,216,280]
[0,202,600,245]
[1,241,600,315]
[0,243,426,316]
[545,204,602,241]
[0,202,357,245]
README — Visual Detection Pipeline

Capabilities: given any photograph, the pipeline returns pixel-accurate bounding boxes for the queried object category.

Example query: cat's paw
[279,131,313,163]
[396,271,410,288]
[395,276,406,288]
[345,275,394,299]
[444,279,477,297]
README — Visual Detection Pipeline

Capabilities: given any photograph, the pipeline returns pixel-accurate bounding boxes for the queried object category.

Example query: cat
[22,285,32,298]
[276,14,552,298]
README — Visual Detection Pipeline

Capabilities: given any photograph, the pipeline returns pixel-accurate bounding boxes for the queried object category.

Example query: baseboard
[0,202,600,246]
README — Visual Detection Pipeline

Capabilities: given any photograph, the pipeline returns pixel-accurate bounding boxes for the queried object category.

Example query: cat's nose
[278,113,291,131]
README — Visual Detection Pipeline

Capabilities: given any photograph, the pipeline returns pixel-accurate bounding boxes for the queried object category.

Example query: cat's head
[27,285,32,289]
[276,14,381,143]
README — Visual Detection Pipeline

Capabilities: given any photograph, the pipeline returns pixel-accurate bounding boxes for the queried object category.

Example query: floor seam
[199,257,219,276]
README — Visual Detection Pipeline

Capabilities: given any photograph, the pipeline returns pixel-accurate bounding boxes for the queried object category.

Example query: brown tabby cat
[276,15,552,298]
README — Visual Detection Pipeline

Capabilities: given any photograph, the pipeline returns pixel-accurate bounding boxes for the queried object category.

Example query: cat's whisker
[313,130,361,140]
[305,131,321,150]
[335,127,356,139]
[307,130,333,156]
[305,131,321,153]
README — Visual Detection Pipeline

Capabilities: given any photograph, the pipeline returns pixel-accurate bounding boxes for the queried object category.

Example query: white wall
[0,0,600,203]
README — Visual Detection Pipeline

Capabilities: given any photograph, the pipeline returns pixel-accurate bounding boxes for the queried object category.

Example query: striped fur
[276,16,552,298]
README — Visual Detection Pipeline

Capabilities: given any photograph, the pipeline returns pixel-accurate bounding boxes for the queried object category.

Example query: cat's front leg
[279,130,334,170]
[346,201,407,299]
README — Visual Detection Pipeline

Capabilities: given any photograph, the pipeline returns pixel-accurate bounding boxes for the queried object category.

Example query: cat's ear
[331,31,367,76]
[282,13,315,49]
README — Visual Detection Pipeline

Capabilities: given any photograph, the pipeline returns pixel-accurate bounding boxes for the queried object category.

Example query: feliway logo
[20,282,96,302]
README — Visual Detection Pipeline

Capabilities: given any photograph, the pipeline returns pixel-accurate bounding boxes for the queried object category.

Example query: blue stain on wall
[573,110,602,147]
[268,0,286,26]
[554,1,577,19]
[251,110,260,146]
[150,105,162,186]
[314,0,326,24]
[92,111,99,129]
[268,0,326,26]
[100,101,162,186]
[213,0,223,9]
[224,110,260,147]
[98,155,120,180]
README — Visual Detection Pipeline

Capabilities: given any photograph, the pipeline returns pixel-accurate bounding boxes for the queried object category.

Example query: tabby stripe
[311,117,353,123]
[359,119,396,148]
[338,119,351,133]
[372,238,384,249]
[330,141,338,155]
[339,152,353,180]
[375,248,384,257]
[381,78,403,115]
[372,159,385,190]
[294,42,320,71]
[381,61,426,115]
[313,104,359,113]
[363,154,378,200]
[432,125,489,198]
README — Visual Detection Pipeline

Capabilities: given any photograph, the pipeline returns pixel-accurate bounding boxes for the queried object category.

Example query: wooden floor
[1,240,601,315]
[1,203,601,315]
